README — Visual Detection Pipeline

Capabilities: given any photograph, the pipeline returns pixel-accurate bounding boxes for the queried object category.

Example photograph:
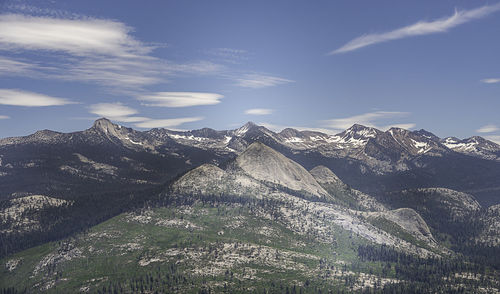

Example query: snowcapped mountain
[442,136,500,161]
[5,118,495,165]
[2,118,500,206]
[2,121,500,293]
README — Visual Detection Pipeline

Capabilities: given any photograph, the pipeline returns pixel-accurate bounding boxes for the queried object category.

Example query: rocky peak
[92,118,121,133]
[342,124,380,138]
[279,128,303,138]
[414,129,441,142]
[234,122,259,136]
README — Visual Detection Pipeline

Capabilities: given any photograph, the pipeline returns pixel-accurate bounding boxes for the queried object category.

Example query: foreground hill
[2,143,499,293]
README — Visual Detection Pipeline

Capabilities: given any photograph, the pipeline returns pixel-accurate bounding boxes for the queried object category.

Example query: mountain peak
[347,124,372,131]
[337,124,381,145]
[92,118,120,131]
[243,121,258,127]
[234,121,262,136]
[279,128,302,138]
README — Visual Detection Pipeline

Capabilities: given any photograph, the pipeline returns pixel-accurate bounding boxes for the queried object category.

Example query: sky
[0,0,499,143]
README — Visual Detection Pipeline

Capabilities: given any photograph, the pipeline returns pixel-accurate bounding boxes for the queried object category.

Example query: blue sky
[0,0,499,143]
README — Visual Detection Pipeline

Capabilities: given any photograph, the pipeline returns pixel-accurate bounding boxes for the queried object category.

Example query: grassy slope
[2,203,386,293]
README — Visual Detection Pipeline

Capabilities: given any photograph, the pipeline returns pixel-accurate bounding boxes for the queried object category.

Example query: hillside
[3,142,500,293]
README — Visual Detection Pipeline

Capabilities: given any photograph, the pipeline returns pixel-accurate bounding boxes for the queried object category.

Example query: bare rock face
[234,142,328,198]
[387,208,434,240]
[366,208,436,245]
[171,163,265,197]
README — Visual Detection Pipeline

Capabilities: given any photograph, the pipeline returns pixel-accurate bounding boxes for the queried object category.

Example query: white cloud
[0,14,222,93]
[236,74,293,88]
[481,78,500,84]
[476,124,499,133]
[134,117,204,128]
[330,3,500,54]
[138,92,223,107]
[323,111,412,131]
[245,108,273,115]
[0,115,9,119]
[89,102,138,117]
[0,89,75,106]
[88,102,204,128]
[88,102,150,123]
[0,14,150,57]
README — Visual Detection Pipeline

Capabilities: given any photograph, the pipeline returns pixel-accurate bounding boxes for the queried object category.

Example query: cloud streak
[134,117,204,128]
[476,124,499,133]
[0,14,223,93]
[481,78,500,84]
[0,14,150,57]
[236,74,293,88]
[0,89,76,106]
[245,108,273,115]
[88,102,204,129]
[138,92,223,108]
[330,3,500,54]
[323,111,413,131]
[0,13,287,94]
[88,103,149,123]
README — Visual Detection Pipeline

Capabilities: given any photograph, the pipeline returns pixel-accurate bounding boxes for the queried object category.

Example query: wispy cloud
[0,115,9,119]
[134,117,204,128]
[236,74,293,88]
[0,13,290,95]
[0,14,222,93]
[0,56,38,75]
[138,92,223,107]
[88,103,149,122]
[323,111,413,131]
[0,89,76,106]
[0,14,150,57]
[476,124,499,133]
[481,78,500,84]
[207,47,249,64]
[245,108,273,115]
[88,102,204,129]
[330,3,500,54]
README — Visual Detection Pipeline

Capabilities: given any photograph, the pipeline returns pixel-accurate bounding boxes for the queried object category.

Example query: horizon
[1,116,496,144]
[1,1,500,143]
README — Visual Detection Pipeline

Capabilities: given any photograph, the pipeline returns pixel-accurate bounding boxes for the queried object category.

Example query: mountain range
[1,118,500,293]
[1,118,499,205]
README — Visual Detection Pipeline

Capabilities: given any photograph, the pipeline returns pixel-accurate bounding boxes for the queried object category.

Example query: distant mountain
[442,136,500,161]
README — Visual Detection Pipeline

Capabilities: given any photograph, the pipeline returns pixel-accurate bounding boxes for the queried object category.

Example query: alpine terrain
[1,119,500,293]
